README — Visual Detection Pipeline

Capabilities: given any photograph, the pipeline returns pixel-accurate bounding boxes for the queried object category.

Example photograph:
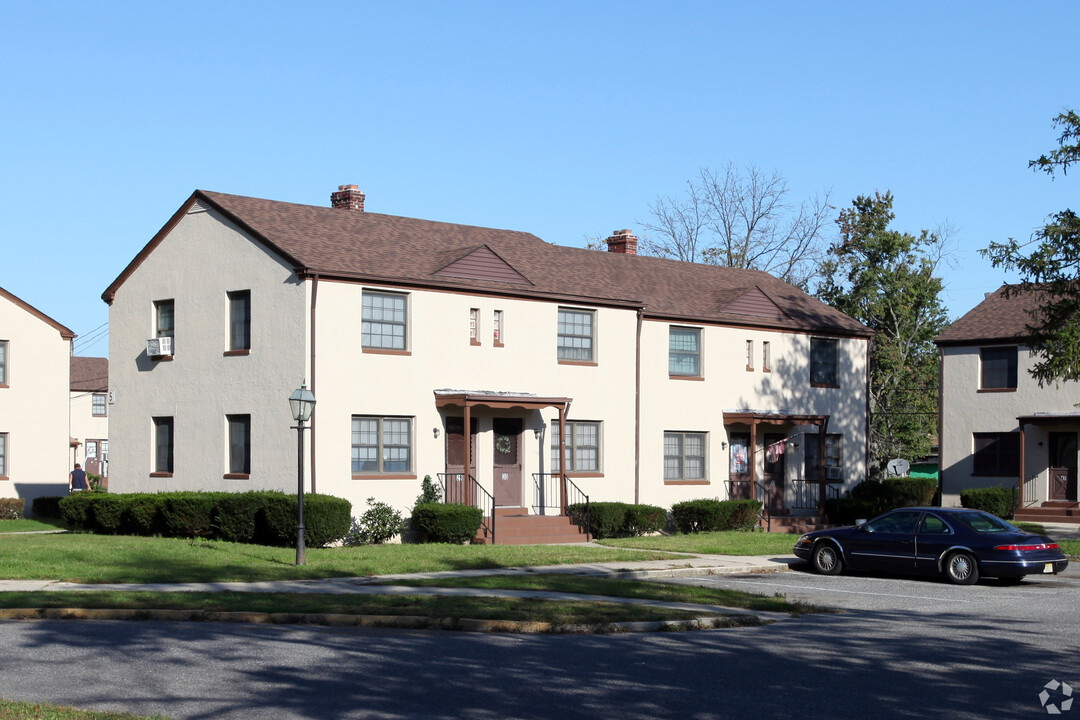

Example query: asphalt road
[1,566,1077,719]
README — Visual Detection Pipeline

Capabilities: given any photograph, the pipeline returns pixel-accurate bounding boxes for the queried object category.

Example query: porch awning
[434,390,572,412]
[1017,413,1080,425]
[722,411,829,430]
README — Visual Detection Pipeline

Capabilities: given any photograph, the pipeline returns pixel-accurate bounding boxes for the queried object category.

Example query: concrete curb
[0,607,779,633]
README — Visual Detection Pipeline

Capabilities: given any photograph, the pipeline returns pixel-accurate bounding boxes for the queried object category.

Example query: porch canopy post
[1019,422,1026,506]
[463,403,472,505]
[558,403,569,514]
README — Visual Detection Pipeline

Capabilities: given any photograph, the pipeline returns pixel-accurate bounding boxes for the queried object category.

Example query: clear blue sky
[2,1,1075,357]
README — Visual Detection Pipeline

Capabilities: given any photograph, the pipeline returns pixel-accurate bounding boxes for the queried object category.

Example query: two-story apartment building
[936,286,1080,521]
[70,356,109,484]
[0,286,76,506]
[103,186,872,539]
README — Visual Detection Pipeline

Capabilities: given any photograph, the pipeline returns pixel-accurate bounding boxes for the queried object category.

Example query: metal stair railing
[437,472,495,544]
[532,472,591,541]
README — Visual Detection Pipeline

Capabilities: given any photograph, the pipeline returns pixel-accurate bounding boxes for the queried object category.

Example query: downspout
[634,307,643,505]
[309,274,318,494]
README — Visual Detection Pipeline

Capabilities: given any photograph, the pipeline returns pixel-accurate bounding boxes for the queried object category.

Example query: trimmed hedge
[825,478,940,525]
[960,487,1015,519]
[670,498,762,533]
[58,491,352,547]
[412,502,484,544]
[31,496,63,519]
[567,502,667,539]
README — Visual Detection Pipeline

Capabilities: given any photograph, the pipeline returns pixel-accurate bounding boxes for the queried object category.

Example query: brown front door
[1049,432,1077,501]
[728,432,752,499]
[444,417,477,504]
[493,418,523,507]
[762,433,786,514]
[84,440,101,478]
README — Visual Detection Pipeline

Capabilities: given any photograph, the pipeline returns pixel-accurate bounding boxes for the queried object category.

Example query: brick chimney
[331,184,365,211]
[605,229,638,255]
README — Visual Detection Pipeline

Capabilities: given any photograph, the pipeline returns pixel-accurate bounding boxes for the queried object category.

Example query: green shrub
[882,477,938,507]
[89,494,123,533]
[585,502,629,539]
[212,492,266,544]
[303,494,352,547]
[823,497,879,526]
[0,498,25,520]
[161,493,219,538]
[256,493,300,547]
[960,487,1015,519]
[412,502,483,544]
[121,495,165,535]
[59,495,92,531]
[624,504,667,535]
[414,475,443,509]
[346,497,407,545]
[671,498,762,533]
[31,496,63,519]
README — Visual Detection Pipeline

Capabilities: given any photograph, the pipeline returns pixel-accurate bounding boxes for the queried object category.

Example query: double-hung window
[155,300,174,339]
[669,327,701,377]
[352,416,413,475]
[980,346,1017,390]
[664,431,706,482]
[0,433,7,478]
[92,393,107,417]
[558,308,595,362]
[227,414,251,476]
[804,434,843,480]
[228,290,251,352]
[550,421,601,473]
[362,291,408,351]
[810,338,838,387]
[973,432,1020,475]
[153,417,174,475]
[0,340,7,386]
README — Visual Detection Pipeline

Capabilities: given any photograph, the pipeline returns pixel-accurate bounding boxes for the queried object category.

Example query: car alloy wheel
[945,552,979,585]
[812,543,842,576]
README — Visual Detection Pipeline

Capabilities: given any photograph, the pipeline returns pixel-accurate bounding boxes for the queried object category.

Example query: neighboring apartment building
[102,187,872,536]
[0,286,76,506]
[936,286,1080,519]
[70,356,109,484]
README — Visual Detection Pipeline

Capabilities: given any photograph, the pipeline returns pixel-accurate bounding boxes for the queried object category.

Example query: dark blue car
[793,507,1069,584]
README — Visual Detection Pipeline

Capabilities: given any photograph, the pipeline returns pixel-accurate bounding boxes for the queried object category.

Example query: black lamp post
[289,382,316,566]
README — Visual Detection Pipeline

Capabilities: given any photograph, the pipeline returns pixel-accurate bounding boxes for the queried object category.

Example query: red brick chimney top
[331,184,365,211]
[605,229,638,255]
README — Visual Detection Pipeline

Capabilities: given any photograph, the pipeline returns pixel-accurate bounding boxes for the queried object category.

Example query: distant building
[70,356,109,484]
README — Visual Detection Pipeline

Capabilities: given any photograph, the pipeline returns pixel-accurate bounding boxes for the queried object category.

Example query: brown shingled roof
[106,190,872,337]
[71,356,108,392]
[934,285,1044,346]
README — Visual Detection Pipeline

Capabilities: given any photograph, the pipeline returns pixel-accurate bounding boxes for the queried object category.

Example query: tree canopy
[983,110,1080,386]
[816,192,949,471]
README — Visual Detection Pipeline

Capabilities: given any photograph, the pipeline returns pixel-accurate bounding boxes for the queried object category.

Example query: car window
[918,514,951,534]
[865,511,921,534]
[952,511,1016,533]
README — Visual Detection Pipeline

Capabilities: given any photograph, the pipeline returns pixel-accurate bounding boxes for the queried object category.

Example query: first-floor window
[665,431,706,481]
[805,434,843,480]
[0,433,7,477]
[352,416,412,474]
[551,421,601,472]
[973,432,1020,475]
[153,417,174,474]
[227,414,251,475]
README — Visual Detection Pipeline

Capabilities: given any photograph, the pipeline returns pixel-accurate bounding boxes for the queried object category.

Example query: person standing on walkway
[69,463,90,493]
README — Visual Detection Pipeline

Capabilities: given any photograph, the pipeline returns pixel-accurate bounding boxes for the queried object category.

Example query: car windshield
[952,511,1017,533]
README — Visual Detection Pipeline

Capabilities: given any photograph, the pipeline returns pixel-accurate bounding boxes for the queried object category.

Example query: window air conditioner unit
[147,336,173,357]
[826,467,842,481]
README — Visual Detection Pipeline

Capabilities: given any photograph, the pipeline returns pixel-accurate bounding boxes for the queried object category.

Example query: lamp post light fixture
[289,382,316,566]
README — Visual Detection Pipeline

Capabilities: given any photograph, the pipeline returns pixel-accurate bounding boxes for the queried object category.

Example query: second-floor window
[763,341,771,372]
[493,310,504,347]
[980,346,1017,390]
[227,414,251,475]
[362,291,408,351]
[92,393,107,417]
[551,421,601,473]
[0,340,7,386]
[155,300,174,339]
[810,338,838,387]
[558,308,595,362]
[470,308,481,346]
[669,327,701,377]
[228,290,251,352]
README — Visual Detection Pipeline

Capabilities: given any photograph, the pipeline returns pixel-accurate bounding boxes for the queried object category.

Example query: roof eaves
[0,286,76,339]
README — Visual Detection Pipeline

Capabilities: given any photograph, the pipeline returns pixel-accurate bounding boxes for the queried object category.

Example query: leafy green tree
[983,110,1080,386]
[816,192,949,472]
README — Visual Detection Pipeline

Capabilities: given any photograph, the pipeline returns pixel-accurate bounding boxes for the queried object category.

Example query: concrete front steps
[477,507,590,545]
[1014,501,1080,524]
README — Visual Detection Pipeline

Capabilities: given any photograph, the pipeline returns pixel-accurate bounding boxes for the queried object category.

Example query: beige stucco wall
[940,344,1080,506]
[0,297,71,507]
[107,204,309,495]
[637,321,868,509]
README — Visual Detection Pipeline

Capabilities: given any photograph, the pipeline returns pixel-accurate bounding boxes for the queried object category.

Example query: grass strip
[378,574,812,614]
[0,534,677,583]
[0,698,169,720]
[599,530,798,556]
[0,518,67,533]
[0,590,748,626]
